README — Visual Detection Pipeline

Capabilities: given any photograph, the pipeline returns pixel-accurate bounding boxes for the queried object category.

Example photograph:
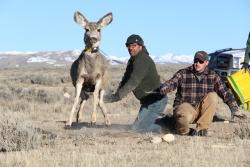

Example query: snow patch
[64,56,75,62]
[27,56,56,64]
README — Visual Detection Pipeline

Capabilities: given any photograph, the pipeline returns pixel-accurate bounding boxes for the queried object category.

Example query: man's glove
[241,62,249,72]
[231,110,247,121]
[103,93,120,103]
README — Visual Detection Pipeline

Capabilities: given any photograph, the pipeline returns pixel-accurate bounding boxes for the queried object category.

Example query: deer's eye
[85,28,90,32]
[97,29,101,32]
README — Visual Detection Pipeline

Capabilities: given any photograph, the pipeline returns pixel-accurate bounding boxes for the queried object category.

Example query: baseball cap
[125,34,144,46]
[194,51,208,61]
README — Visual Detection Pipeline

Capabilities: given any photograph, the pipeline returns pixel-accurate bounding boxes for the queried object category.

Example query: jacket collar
[189,65,209,75]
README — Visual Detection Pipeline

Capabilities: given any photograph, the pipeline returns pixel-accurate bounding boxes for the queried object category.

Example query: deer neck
[81,47,99,72]
[84,46,99,53]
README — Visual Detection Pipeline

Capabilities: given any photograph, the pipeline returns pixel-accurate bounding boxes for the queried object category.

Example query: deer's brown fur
[66,11,112,127]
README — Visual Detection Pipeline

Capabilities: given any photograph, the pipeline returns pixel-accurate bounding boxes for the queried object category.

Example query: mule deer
[66,11,113,127]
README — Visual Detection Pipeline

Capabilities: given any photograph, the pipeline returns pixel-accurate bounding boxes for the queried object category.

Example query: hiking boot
[155,114,175,133]
[189,128,208,136]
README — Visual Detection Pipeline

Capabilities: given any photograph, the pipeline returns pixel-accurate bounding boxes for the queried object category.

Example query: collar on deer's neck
[84,47,99,53]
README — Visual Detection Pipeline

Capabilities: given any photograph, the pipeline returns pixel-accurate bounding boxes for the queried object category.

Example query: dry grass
[0,64,250,167]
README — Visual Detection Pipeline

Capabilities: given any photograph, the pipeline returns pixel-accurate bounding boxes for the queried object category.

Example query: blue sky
[0,0,249,57]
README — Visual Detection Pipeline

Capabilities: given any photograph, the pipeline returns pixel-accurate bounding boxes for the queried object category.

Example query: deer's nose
[90,37,98,43]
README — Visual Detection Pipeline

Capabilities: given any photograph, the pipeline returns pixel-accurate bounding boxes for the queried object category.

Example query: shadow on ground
[61,121,131,131]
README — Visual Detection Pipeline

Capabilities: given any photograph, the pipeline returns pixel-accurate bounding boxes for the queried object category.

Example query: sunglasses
[194,58,205,64]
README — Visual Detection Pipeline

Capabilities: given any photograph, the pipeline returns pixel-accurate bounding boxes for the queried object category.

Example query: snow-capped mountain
[0,50,192,68]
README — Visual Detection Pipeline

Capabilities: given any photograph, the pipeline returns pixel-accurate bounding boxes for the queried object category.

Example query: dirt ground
[0,64,250,167]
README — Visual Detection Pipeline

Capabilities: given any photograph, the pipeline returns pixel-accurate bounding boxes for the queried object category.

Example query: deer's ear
[74,11,88,27]
[97,12,113,28]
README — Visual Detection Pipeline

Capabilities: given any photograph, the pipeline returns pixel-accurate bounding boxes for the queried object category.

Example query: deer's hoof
[76,118,84,124]
[90,122,96,126]
[105,121,111,127]
[106,123,111,127]
[65,121,73,128]
[65,124,72,129]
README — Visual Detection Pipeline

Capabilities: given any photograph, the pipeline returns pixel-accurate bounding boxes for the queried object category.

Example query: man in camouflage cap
[160,51,247,136]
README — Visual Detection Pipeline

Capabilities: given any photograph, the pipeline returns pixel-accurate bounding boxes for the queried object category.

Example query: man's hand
[103,93,120,103]
[241,62,250,72]
[231,110,247,121]
[160,84,168,95]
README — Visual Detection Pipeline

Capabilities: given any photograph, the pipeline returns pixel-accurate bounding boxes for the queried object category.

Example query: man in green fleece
[104,34,167,133]
[242,32,250,71]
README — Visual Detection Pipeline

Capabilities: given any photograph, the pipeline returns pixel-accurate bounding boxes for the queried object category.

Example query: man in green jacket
[242,32,250,71]
[104,34,167,133]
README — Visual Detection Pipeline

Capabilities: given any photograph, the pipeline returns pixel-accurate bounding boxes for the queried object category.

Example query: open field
[0,64,250,167]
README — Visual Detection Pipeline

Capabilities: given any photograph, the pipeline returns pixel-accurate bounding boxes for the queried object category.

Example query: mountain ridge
[0,50,193,68]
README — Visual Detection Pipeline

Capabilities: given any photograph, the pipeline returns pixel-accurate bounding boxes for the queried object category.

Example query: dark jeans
[131,96,167,133]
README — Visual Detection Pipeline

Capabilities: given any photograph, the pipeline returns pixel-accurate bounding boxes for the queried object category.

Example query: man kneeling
[104,34,166,133]
[160,51,247,136]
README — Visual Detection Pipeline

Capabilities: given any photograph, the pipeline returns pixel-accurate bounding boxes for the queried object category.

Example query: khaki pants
[174,92,218,135]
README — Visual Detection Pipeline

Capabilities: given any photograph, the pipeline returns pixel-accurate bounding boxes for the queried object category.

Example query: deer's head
[74,11,113,52]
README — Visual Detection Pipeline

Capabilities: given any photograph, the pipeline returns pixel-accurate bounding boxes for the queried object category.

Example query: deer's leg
[91,79,102,125]
[76,98,87,123]
[98,89,111,126]
[66,79,84,126]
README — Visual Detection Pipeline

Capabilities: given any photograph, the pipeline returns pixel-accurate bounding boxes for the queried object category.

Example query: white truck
[208,48,245,80]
